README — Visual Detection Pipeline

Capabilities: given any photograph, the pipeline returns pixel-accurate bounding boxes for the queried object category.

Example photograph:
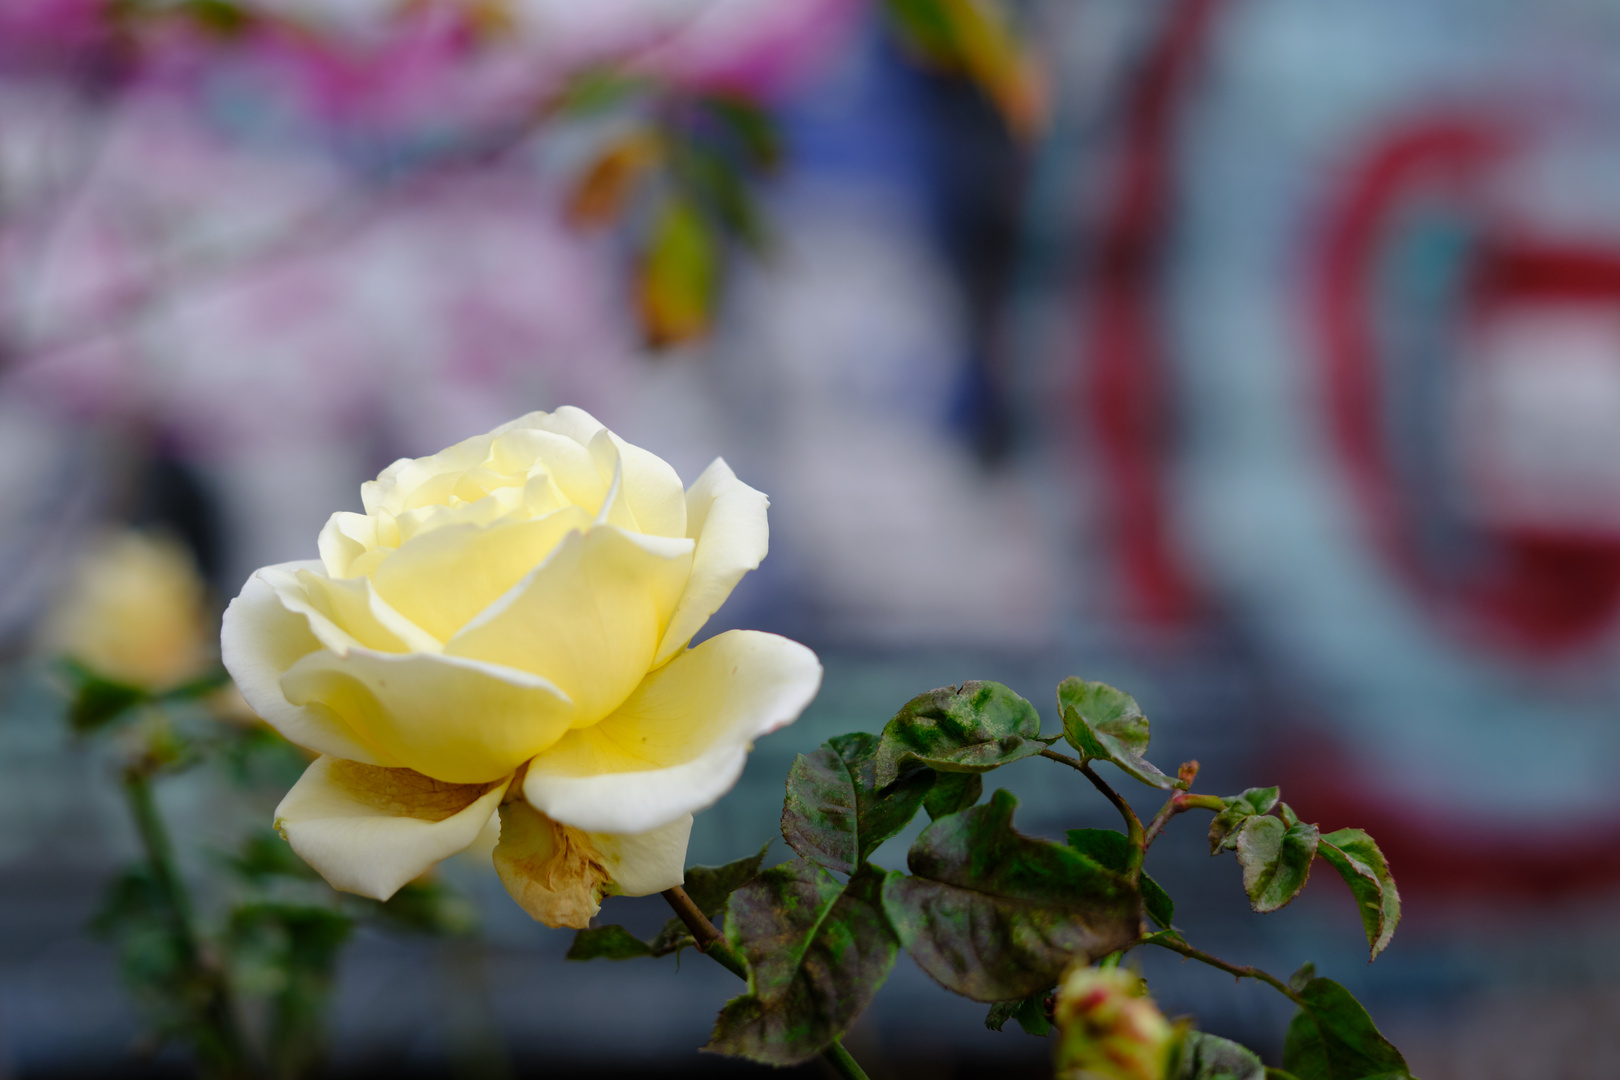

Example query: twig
[1144,934,1306,1007]
[1142,791,1225,847]
[658,887,871,1080]
[1040,749,1145,872]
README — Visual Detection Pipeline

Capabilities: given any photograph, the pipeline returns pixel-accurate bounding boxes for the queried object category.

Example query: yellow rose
[221,408,822,928]
[46,530,212,690]
[1053,965,1177,1080]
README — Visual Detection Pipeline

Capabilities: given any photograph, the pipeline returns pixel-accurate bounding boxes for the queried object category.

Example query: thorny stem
[122,766,255,1079]
[659,887,872,1080]
[1144,935,1306,1007]
[1040,749,1146,875]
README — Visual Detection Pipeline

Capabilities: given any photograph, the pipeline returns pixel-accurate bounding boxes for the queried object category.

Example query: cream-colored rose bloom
[221,408,822,928]
[46,530,212,689]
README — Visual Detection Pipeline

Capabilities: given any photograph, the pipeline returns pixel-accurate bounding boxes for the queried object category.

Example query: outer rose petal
[221,561,391,765]
[447,525,694,728]
[653,458,769,667]
[274,756,509,900]
[279,650,575,784]
[522,630,822,834]
[493,799,690,928]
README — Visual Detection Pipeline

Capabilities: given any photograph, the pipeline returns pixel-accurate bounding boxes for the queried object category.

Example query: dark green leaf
[1267,1071,1305,1080]
[1236,816,1319,913]
[783,734,931,873]
[223,829,318,883]
[1316,829,1401,962]
[157,667,231,703]
[874,681,1050,787]
[1208,787,1280,854]
[1178,1031,1266,1080]
[700,95,783,171]
[62,660,148,734]
[684,844,772,917]
[1064,828,1174,929]
[648,918,696,957]
[566,925,657,961]
[881,789,1140,1002]
[1056,678,1172,789]
[1282,977,1409,1080]
[924,770,983,820]
[985,989,1052,1036]
[707,862,897,1065]
[1289,962,1317,993]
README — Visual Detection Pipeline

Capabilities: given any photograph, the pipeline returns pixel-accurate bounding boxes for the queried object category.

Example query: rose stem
[659,886,872,1080]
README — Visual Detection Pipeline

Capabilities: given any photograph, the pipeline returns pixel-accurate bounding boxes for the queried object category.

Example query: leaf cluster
[570,676,1416,1080]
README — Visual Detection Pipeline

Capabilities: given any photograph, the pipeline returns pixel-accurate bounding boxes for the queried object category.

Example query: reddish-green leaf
[1236,816,1319,913]
[638,196,717,347]
[782,733,931,873]
[1316,829,1401,962]
[706,862,897,1065]
[1057,678,1173,789]
[1208,787,1280,854]
[881,789,1140,1002]
[874,681,1051,787]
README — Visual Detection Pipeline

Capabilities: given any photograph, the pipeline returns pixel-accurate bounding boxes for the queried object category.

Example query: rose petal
[369,505,592,642]
[221,562,392,765]
[275,756,509,900]
[493,799,690,928]
[447,524,694,728]
[279,649,575,783]
[652,458,769,667]
[522,630,821,833]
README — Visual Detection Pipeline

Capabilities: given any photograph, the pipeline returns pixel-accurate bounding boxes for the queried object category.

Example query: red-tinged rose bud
[1053,964,1178,1080]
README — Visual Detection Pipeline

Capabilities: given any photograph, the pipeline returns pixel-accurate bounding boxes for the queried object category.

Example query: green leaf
[873,681,1051,787]
[62,660,148,734]
[638,195,717,347]
[1208,787,1280,854]
[1280,803,1301,827]
[1178,1031,1266,1080]
[699,95,783,172]
[706,862,897,1066]
[555,66,652,116]
[223,829,318,883]
[1289,962,1317,993]
[782,734,931,873]
[1056,678,1173,789]
[566,925,657,961]
[924,771,984,820]
[1316,829,1401,962]
[1064,828,1174,929]
[1267,1071,1305,1080]
[985,988,1052,1036]
[1236,816,1319,913]
[1282,977,1410,1080]
[881,789,1140,1002]
[369,879,478,937]
[684,844,772,917]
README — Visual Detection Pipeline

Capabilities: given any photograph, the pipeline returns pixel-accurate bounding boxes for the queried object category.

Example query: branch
[1142,791,1225,847]
[1040,749,1145,869]
[658,887,871,1080]
[1144,935,1305,1007]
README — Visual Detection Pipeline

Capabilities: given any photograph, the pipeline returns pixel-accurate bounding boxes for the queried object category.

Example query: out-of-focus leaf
[1236,816,1319,913]
[223,828,318,883]
[61,660,147,734]
[637,195,717,347]
[1282,977,1410,1080]
[677,141,769,253]
[1057,678,1173,789]
[567,132,662,226]
[566,925,657,961]
[783,733,931,873]
[924,771,983,820]
[1178,1031,1267,1080]
[1065,828,1174,929]
[881,789,1139,1002]
[985,988,1052,1036]
[699,95,783,171]
[369,879,478,937]
[684,843,772,917]
[707,862,897,1065]
[883,0,1042,136]
[1209,787,1280,854]
[1289,962,1317,993]
[554,66,653,116]
[1316,830,1401,962]
[874,681,1051,787]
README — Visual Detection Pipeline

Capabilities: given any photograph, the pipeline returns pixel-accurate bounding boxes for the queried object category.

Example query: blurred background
[3,0,1620,1077]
